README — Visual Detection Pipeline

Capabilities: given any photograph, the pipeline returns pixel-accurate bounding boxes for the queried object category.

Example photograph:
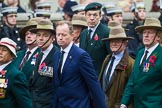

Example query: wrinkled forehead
[0,45,10,52]
[142,29,157,33]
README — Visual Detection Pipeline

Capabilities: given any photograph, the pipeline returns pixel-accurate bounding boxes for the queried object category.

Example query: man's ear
[2,16,7,23]
[51,35,55,42]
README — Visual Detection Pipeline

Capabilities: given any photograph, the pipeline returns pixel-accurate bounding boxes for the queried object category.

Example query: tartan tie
[140,50,149,66]
[103,56,115,92]
[58,51,65,78]
[19,51,31,70]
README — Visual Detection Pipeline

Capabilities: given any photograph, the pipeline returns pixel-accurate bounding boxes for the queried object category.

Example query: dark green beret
[84,2,102,11]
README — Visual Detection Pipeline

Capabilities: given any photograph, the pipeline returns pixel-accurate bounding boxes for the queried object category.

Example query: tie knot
[61,51,65,56]
[112,56,115,60]
[145,50,149,54]
[26,51,31,55]
[88,29,92,34]
[61,51,65,54]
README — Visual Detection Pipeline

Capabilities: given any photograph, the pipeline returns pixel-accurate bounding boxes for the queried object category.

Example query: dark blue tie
[140,50,149,66]
[58,51,65,78]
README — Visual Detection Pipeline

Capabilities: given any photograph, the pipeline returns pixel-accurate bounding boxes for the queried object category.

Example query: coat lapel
[99,55,111,81]
[54,51,61,86]
[87,23,102,55]
[80,29,89,49]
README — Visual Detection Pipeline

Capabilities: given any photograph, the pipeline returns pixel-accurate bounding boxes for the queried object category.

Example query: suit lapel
[99,55,111,81]
[80,29,88,49]
[17,49,26,65]
[54,51,61,85]
[61,45,74,79]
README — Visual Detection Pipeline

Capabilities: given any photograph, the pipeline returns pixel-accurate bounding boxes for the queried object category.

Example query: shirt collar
[113,50,124,61]
[145,43,159,54]
[42,44,53,55]
[61,42,73,54]
[26,46,38,54]
[0,61,11,71]
[88,21,100,33]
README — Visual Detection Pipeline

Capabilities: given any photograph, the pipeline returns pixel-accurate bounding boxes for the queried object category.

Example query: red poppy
[39,62,46,70]
[0,70,7,76]
[94,34,99,41]
[123,65,127,70]
[149,55,157,66]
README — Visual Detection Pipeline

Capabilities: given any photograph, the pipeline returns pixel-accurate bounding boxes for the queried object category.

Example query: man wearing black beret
[80,2,110,77]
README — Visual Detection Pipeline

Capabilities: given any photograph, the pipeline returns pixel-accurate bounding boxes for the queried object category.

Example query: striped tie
[19,51,31,70]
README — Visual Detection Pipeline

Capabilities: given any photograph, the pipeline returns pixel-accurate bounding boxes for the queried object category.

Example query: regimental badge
[0,79,8,99]
[38,62,53,77]
[31,52,39,65]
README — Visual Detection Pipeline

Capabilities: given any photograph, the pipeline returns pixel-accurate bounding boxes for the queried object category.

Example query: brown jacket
[99,50,134,108]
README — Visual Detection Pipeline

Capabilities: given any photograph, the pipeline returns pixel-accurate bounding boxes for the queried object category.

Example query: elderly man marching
[120,18,162,108]
[99,22,134,108]
[0,38,32,108]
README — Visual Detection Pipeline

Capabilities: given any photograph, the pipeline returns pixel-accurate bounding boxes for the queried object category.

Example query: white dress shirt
[60,42,73,73]
[41,44,53,64]
[105,51,124,81]
[26,46,38,60]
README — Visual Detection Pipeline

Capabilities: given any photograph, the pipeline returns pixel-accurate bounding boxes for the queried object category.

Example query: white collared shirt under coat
[61,42,73,73]
[104,51,124,81]
[140,43,159,64]
[41,44,53,63]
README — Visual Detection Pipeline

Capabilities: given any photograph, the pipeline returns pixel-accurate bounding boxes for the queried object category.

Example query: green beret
[84,2,102,11]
